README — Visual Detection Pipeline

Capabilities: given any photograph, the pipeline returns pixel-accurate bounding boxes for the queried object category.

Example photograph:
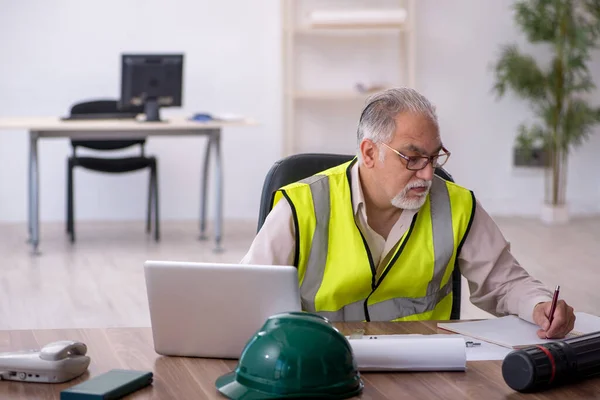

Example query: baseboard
[478,197,600,217]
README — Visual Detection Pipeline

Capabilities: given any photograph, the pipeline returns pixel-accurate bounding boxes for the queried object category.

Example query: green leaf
[513,0,559,42]
[492,44,548,102]
[515,122,549,149]
[583,0,600,38]
[560,100,600,150]
[583,0,600,17]
[493,0,600,156]
[567,72,596,93]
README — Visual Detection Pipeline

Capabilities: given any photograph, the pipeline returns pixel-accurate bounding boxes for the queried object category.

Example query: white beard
[391,180,432,210]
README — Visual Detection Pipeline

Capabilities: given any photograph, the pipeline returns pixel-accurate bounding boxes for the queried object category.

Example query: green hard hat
[215,312,363,399]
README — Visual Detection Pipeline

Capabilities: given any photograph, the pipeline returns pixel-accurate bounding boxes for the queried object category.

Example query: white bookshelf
[292,90,382,100]
[291,26,408,35]
[281,0,416,156]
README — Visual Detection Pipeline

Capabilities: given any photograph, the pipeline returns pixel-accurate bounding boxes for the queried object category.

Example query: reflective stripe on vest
[299,175,455,321]
[297,174,330,312]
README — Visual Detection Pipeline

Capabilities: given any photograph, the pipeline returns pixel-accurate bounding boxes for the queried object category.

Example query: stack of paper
[308,9,407,28]
[438,312,600,349]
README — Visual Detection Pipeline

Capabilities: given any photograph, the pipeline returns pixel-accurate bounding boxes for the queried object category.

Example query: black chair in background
[256,153,462,320]
[66,99,160,242]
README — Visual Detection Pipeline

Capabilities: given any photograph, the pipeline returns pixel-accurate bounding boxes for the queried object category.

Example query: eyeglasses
[381,143,451,171]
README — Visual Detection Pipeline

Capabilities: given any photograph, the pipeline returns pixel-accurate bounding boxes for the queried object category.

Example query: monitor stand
[143,99,162,122]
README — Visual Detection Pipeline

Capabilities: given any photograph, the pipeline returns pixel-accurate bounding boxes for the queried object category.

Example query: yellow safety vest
[271,159,476,322]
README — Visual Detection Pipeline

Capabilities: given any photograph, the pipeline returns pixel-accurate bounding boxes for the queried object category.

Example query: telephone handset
[0,340,90,383]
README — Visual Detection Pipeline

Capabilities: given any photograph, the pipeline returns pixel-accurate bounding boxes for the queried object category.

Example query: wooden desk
[1,322,598,399]
[0,116,258,253]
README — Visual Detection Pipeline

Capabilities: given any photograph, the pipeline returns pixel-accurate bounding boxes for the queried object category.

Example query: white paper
[571,312,600,333]
[348,337,466,371]
[437,312,598,349]
[348,334,512,362]
[461,337,513,361]
[308,9,407,26]
[212,113,246,122]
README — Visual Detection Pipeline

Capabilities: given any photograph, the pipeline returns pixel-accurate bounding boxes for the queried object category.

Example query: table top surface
[0,116,258,131]
[0,321,597,399]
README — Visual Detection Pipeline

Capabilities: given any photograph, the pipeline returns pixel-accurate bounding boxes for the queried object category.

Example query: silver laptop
[143,260,302,359]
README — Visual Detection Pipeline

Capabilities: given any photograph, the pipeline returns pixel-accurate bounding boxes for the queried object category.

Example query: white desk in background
[0,116,258,254]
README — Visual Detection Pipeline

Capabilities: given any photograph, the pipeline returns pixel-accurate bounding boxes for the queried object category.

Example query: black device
[60,112,139,121]
[60,369,153,399]
[119,53,184,122]
[502,331,600,392]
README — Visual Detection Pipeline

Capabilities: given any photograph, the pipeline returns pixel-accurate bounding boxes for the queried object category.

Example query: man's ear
[359,139,378,168]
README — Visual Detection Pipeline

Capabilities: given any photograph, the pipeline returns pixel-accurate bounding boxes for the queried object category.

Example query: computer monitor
[119,54,184,122]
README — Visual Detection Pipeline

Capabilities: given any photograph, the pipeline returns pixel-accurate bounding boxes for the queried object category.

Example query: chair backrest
[256,153,462,320]
[69,99,146,151]
[257,153,354,231]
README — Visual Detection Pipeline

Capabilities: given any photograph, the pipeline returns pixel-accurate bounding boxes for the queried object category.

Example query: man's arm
[457,199,554,323]
[240,198,296,266]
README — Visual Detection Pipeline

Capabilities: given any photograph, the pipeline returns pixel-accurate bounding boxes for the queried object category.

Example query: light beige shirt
[241,162,553,323]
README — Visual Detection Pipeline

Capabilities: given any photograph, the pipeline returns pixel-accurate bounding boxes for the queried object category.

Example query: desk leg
[27,135,32,243]
[29,132,40,255]
[199,135,211,241]
[213,129,224,253]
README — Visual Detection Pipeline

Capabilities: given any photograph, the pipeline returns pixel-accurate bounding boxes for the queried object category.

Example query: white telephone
[0,340,90,383]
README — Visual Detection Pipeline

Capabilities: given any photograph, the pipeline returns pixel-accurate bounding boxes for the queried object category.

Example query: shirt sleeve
[457,199,553,323]
[240,198,296,267]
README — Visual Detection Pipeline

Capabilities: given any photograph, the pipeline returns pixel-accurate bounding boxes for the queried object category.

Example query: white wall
[415,0,600,216]
[0,0,599,224]
[0,0,282,223]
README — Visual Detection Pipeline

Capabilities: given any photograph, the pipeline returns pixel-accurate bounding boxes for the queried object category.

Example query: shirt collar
[351,161,421,220]
[351,161,364,216]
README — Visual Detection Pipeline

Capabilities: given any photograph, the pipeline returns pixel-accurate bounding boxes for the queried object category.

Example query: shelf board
[292,90,385,100]
[292,25,407,35]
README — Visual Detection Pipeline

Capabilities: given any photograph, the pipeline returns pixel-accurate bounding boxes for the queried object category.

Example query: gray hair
[356,88,439,159]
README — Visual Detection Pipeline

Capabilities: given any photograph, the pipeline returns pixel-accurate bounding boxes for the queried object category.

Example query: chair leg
[146,168,153,234]
[153,162,160,242]
[66,160,71,234]
[68,162,75,243]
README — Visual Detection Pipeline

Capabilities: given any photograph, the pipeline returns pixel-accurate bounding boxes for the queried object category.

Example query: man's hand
[532,300,576,339]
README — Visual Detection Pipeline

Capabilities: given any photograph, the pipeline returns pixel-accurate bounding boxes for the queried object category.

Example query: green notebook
[60,369,153,400]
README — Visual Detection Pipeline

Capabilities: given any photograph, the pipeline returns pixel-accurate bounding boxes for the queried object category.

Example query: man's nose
[416,162,434,181]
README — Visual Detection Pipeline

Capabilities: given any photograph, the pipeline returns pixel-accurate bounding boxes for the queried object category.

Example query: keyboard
[61,112,139,121]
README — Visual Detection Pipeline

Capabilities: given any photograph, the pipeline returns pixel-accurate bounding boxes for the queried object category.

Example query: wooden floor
[0,217,598,330]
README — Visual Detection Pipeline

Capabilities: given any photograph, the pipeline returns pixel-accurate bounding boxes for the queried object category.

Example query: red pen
[548,285,560,327]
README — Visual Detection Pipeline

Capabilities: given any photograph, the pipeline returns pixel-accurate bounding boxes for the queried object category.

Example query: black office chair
[256,153,462,320]
[66,99,160,242]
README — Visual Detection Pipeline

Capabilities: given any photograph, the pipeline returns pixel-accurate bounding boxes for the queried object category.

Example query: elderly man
[242,87,575,339]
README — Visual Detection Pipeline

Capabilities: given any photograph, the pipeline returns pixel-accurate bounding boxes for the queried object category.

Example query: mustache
[398,180,432,198]
[404,180,432,190]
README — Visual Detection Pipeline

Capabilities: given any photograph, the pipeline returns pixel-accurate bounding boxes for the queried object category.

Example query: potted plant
[492,0,600,223]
